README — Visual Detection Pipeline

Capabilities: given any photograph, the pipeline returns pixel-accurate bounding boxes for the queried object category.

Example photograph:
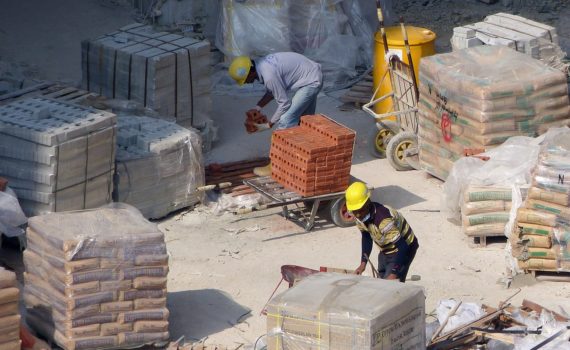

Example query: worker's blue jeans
[276,83,323,130]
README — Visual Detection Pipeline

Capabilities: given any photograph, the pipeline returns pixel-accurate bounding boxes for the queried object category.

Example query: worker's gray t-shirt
[254,52,322,123]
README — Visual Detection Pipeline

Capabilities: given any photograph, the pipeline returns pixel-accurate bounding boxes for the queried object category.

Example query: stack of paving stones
[0,267,20,350]
[0,97,116,216]
[81,23,212,130]
[270,114,355,197]
[418,45,570,180]
[114,116,204,219]
[24,206,169,350]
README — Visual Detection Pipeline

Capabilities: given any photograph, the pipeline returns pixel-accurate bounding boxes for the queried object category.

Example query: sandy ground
[1,0,570,348]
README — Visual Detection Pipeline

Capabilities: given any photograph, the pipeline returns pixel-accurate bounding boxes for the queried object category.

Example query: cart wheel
[370,121,397,158]
[328,197,356,227]
[387,131,418,171]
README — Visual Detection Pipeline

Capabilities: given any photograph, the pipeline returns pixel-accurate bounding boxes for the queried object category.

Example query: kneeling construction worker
[228,52,323,176]
[345,182,419,282]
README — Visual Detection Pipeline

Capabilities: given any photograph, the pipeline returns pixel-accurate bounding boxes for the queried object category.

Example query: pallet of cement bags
[0,97,116,216]
[418,45,570,180]
[23,205,169,350]
[81,23,212,130]
[266,273,425,349]
[114,116,204,219]
[511,128,570,273]
[0,268,20,350]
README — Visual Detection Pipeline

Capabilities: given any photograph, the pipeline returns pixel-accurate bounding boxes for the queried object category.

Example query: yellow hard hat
[345,182,370,211]
[229,56,252,86]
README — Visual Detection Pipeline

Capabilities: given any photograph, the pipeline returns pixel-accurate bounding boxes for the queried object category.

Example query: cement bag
[442,136,540,221]
[463,200,511,215]
[0,187,27,237]
[517,208,557,227]
[518,258,557,270]
[528,186,570,206]
[464,223,507,236]
[463,212,510,226]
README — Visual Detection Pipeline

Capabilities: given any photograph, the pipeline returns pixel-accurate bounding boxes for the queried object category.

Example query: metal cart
[362,16,421,171]
[239,176,356,231]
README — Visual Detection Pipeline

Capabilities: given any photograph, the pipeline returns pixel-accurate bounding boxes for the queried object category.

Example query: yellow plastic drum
[373,26,436,114]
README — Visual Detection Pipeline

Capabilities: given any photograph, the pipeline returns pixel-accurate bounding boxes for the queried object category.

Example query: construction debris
[115,116,204,219]
[427,295,570,350]
[0,97,116,216]
[23,205,170,350]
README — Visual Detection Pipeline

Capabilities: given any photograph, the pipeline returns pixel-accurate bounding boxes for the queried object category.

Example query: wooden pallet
[340,73,373,108]
[205,157,269,196]
[527,269,570,282]
[0,82,98,105]
[468,234,507,248]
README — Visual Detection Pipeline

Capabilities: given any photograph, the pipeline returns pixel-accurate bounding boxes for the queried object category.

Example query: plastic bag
[435,299,486,334]
[0,187,27,237]
[215,0,376,91]
[442,136,541,221]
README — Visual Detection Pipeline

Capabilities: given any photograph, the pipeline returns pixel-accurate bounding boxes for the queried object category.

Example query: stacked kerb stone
[0,97,116,216]
[114,116,204,219]
[0,268,20,350]
[270,115,355,196]
[24,206,169,350]
[81,23,212,130]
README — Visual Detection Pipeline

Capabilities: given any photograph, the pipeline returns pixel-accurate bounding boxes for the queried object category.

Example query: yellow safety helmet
[345,182,370,211]
[229,56,252,86]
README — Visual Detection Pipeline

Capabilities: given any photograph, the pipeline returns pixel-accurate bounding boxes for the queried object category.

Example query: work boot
[253,163,272,177]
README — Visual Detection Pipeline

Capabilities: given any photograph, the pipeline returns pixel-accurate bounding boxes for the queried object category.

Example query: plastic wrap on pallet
[418,45,570,180]
[0,187,27,237]
[23,204,169,350]
[442,136,540,222]
[266,273,425,349]
[215,0,376,91]
[114,116,204,219]
[510,127,570,273]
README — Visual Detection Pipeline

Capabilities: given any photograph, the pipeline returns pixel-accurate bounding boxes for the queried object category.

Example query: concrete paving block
[485,13,558,44]
[115,43,151,100]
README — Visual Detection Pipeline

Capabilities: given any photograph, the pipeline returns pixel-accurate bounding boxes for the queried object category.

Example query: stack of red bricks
[270,114,355,196]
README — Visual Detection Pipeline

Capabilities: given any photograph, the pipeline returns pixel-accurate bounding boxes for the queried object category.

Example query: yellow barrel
[373,26,436,114]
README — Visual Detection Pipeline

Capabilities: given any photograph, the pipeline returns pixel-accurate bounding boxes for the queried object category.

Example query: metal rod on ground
[431,301,463,342]
[529,326,570,350]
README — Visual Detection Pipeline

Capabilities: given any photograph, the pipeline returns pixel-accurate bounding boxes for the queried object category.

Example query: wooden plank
[0,82,53,102]
[522,299,569,322]
[43,87,79,98]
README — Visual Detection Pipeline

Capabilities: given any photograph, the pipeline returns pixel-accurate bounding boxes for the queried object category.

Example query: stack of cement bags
[266,273,425,349]
[81,23,212,131]
[418,45,570,180]
[114,116,204,219]
[0,97,116,216]
[512,128,570,272]
[462,186,512,238]
[24,206,169,350]
[0,268,20,350]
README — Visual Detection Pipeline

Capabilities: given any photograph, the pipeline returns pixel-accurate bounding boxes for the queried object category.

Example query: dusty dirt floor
[1,0,570,348]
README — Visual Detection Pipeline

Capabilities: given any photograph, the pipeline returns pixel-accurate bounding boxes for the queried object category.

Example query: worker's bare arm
[256,91,274,108]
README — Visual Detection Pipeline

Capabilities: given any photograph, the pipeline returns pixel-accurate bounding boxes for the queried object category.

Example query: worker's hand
[254,122,273,132]
[355,262,367,275]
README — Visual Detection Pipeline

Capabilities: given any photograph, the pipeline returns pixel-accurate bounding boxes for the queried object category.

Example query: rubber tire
[386,131,418,171]
[369,121,398,158]
[328,197,356,228]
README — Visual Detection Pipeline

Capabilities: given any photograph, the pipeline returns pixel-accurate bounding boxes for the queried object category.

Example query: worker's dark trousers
[378,237,419,282]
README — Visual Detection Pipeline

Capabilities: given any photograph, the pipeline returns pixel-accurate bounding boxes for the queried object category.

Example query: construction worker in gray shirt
[229,52,323,176]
